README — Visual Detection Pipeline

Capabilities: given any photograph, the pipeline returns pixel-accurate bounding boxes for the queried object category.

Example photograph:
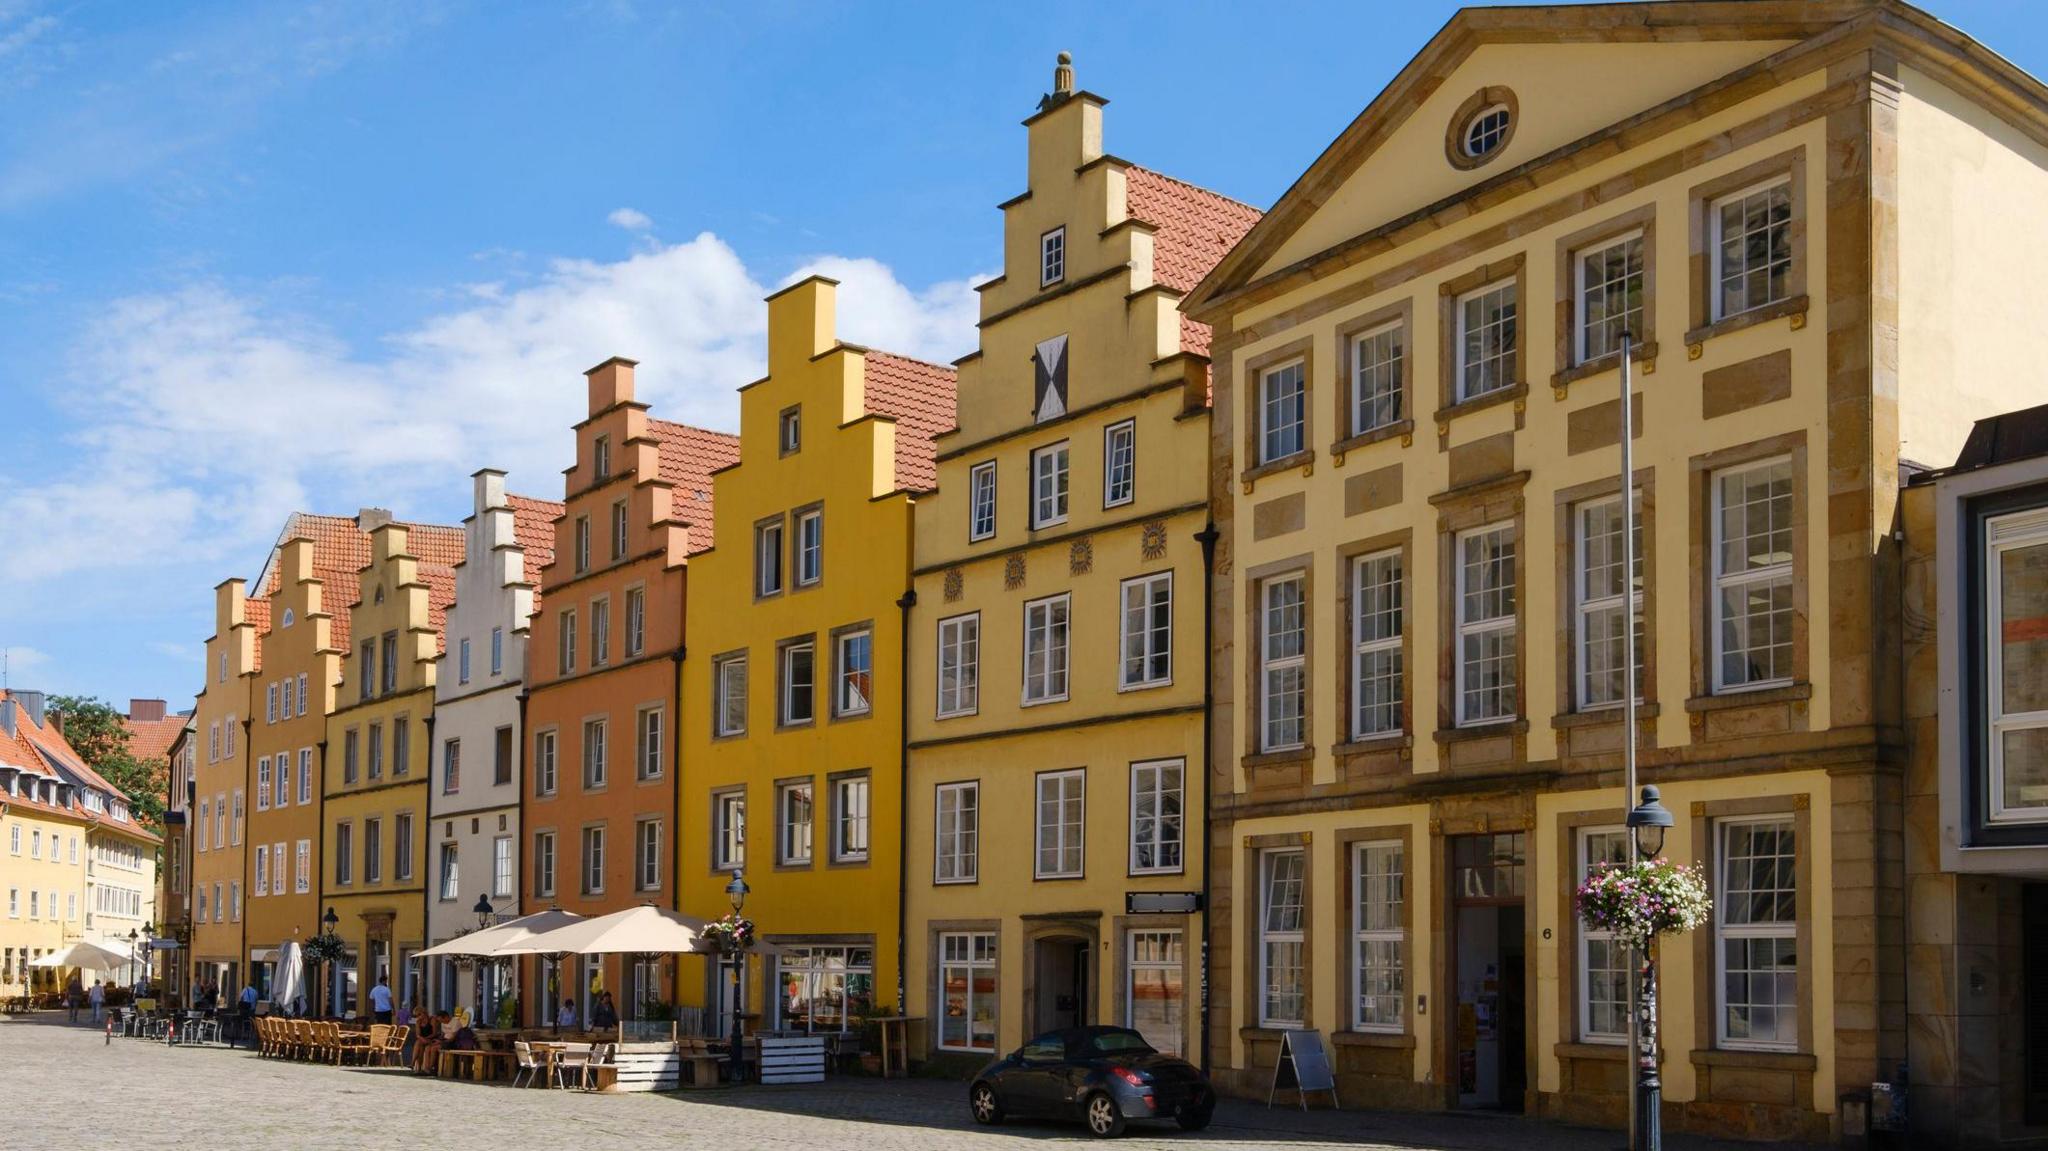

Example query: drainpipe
[515,687,529,1024]
[895,587,915,1019]
[670,646,685,1014]
[1195,520,1219,1076]
[423,709,435,1008]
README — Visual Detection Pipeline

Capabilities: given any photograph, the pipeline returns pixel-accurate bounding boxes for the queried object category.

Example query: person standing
[66,975,82,1024]
[88,979,104,1025]
[369,975,394,1025]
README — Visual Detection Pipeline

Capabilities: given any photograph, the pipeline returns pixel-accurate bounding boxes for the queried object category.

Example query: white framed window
[833,775,870,863]
[611,498,629,561]
[938,932,998,1052]
[713,791,746,870]
[493,835,513,898]
[625,587,645,658]
[533,729,558,796]
[1129,759,1183,875]
[757,519,785,597]
[1576,495,1646,710]
[779,406,801,454]
[532,831,556,898]
[296,672,308,716]
[779,781,813,866]
[270,841,286,895]
[590,596,611,667]
[1716,817,1798,1051]
[582,718,607,789]
[1575,230,1645,363]
[1103,420,1136,508]
[295,840,310,894]
[1455,279,1518,401]
[364,818,383,884]
[715,654,748,737]
[442,738,461,795]
[1351,550,1404,739]
[267,682,278,724]
[834,629,873,717]
[299,747,313,806]
[968,461,997,542]
[1030,442,1069,529]
[937,613,980,718]
[1259,359,1306,463]
[282,676,294,718]
[558,609,577,675]
[1259,848,1307,1027]
[1712,458,1795,692]
[1259,574,1307,751]
[254,845,269,897]
[934,781,978,884]
[1040,226,1065,287]
[1034,769,1084,879]
[367,722,384,779]
[1462,103,1511,159]
[1711,177,1793,321]
[256,756,272,811]
[1455,524,1518,725]
[593,433,611,480]
[334,821,353,886]
[574,515,591,573]
[1022,594,1070,704]
[637,705,663,780]
[231,789,244,844]
[1578,827,1631,1043]
[580,826,605,895]
[781,641,816,726]
[1987,507,2048,821]
[1352,840,1405,1033]
[796,509,823,587]
[1119,572,1173,690]
[458,636,471,685]
[635,819,661,891]
[1125,929,1184,1055]
[490,627,503,676]
[1350,322,1403,436]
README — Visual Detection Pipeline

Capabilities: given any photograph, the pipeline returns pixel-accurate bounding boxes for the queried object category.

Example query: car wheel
[969,1082,1004,1125]
[1084,1092,1127,1138]
[1175,1095,1215,1131]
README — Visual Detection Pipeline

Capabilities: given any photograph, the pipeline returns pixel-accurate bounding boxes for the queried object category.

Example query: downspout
[895,587,915,1018]
[515,686,530,1025]
[670,645,685,1014]
[1195,520,1219,1076]
[240,714,253,993]
[314,737,327,1016]
[423,708,435,1009]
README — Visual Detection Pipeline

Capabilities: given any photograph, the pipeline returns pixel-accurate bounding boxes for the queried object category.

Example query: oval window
[1463,104,1512,160]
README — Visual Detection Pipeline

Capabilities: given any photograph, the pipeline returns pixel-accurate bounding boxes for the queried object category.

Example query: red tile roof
[0,690,161,843]
[1125,166,1262,382]
[862,351,959,493]
[508,493,563,611]
[420,561,460,655]
[122,713,187,763]
[258,513,466,651]
[648,420,741,555]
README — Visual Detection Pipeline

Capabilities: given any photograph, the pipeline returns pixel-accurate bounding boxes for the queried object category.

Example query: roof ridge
[863,348,961,375]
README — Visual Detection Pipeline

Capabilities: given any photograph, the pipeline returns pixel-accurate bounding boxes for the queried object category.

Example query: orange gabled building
[521,357,737,1024]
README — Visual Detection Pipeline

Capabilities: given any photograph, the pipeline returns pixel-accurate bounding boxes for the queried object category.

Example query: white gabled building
[423,470,559,1016]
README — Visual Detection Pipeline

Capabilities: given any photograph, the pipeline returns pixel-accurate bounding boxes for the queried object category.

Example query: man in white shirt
[369,975,394,1025]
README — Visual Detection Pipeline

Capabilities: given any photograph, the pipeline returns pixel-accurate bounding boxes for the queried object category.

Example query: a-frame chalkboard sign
[1266,1028,1339,1110]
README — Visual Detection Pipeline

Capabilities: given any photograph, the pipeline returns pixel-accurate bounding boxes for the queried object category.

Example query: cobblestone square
[3,1015,1816,1151]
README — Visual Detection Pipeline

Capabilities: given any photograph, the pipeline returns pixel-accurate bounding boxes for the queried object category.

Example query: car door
[1003,1032,1070,1117]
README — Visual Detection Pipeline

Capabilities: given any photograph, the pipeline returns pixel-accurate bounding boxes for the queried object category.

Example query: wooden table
[438,1049,514,1082]
[527,1042,568,1088]
[871,1016,924,1079]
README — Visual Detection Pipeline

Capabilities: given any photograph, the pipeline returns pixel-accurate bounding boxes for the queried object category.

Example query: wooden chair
[290,1019,312,1060]
[366,1024,390,1064]
[372,1024,409,1068]
[580,1042,616,1092]
[511,1041,541,1089]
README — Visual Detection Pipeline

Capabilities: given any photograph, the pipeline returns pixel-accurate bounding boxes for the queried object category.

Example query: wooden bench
[677,1040,724,1089]
[438,1049,514,1083]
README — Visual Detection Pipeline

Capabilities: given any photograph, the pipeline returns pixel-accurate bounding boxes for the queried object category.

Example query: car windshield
[1083,1030,1156,1057]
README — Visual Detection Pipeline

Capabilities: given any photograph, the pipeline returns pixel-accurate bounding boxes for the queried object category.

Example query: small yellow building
[678,276,954,1035]
[903,57,1256,1065]
[190,579,259,994]
[0,708,89,999]
[321,523,452,1016]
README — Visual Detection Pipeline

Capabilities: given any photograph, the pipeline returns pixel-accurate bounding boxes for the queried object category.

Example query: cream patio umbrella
[30,940,133,974]
[415,908,585,959]
[486,905,723,958]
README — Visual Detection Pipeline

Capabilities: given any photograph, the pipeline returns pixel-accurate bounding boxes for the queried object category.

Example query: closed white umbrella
[273,941,306,1014]
[416,908,585,959]
[30,941,131,973]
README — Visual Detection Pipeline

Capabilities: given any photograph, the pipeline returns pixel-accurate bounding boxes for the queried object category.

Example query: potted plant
[1575,857,1711,947]
[699,913,755,954]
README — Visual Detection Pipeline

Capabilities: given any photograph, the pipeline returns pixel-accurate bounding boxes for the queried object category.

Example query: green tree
[49,694,168,838]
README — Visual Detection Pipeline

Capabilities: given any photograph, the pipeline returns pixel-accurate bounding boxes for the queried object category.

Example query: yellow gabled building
[903,57,1257,1065]
[190,580,259,994]
[321,522,454,1016]
[679,277,955,1036]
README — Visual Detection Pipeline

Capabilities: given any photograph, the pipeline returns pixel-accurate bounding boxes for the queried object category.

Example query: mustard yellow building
[678,276,954,1034]
[903,57,1257,1064]
[1182,1,2048,1140]
[190,579,259,993]
[0,701,90,1000]
[322,523,454,1016]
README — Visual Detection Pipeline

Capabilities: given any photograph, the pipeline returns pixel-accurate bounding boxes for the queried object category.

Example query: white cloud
[607,207,654,232]
[1,645,49,676]
[0,235,978,617]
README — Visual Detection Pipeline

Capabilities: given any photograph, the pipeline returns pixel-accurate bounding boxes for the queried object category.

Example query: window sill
[1020,695,1070,709]
[1683,682,1811,714]
[1433,380,1528,427]
[1243,748,1313,771]
[1432,719,1528,746]
[1238,1026,1300,1042]
[1682,295,1810,353]
[1554,1040,1632,1061]
[1330,419,1416,463]
[1332,1029,1416,1050]
[1334,733,1412,758]
[1550,342,1658,395]
[1550,702,1661,730]
[1240,450,1316,492]
[1690,1047,1816,1073]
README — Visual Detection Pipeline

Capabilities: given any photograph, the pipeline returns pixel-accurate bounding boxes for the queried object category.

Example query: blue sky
[1,1,2042,708]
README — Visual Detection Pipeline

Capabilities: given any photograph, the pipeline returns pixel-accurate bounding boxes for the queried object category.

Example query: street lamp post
[322,906,340,1018]
[472,895,495,1017]
[724,869,750,1084]
[127,929,138,993]
[1626,786,1675,1151]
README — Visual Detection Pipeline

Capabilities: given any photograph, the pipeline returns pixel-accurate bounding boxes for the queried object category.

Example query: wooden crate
[759,1036,827,1084]
[605,1044,683,1092]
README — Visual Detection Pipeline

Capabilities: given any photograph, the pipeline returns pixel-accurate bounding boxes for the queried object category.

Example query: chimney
[13,690,45,729]
[1053,50,1073,100]
[586,356,638,415]
[130,698,168,723]
[358,507,395,533]
[0,699,15,738]
[1026,51,1102,175]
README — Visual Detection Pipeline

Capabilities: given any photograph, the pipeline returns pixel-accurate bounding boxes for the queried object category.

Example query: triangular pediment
[1186,1,1873,317]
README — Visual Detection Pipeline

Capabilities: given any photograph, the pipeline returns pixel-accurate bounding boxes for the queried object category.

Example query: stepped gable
[862,351,959,494]
[1125,165,1262,363]
[508,493,563,609]
[647,419,741,555]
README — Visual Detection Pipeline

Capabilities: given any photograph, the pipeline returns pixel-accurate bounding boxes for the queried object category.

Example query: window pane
[1999,540,2048,714]
[1261,361,1305,462]
[1716,182,1792,318]
[1352,326,1403,434]
[1458,282,1517,399]
[1577,234,1644,362]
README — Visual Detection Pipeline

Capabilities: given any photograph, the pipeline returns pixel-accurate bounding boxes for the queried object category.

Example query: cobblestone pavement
[3,1014,1814,1151]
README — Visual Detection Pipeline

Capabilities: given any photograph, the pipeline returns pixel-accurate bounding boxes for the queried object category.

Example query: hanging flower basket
[700,914,756,953]
[1576,857,1711,947]
[302,931,348,964]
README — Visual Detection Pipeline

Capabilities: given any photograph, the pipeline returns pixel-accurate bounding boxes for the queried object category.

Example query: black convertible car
[967,1025,1216,1138]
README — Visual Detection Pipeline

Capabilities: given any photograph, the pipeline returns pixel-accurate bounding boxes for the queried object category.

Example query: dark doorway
[1451,832,1528,1111]
[1032,936,1090,1034]
[2025,885,2048,1124]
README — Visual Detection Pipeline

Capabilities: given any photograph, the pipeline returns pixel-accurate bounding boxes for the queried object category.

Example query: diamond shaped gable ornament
[1034,334,1068,423]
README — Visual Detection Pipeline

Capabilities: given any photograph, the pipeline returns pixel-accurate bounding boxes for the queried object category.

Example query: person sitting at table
[590,991,618,1032]
[412,1012,451,1075]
